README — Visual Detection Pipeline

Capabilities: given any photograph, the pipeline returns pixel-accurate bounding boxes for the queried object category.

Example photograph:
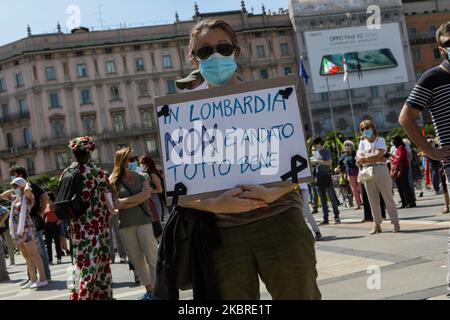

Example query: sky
[0,0,289,46]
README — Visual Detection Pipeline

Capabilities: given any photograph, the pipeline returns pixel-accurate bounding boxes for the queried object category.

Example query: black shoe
[312,209,319,214]
[419,192,423,198]
[407,203,417,208]
[334,219,341,225]
[315,232,322,240]
[319,221,329,226]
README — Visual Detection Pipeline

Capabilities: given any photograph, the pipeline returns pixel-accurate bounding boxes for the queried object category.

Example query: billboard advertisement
[304,23,409,93]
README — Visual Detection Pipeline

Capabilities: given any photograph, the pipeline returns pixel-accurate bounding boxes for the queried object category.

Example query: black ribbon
[157,105,170,118]
[280,155,308,184]
[166,182,188,207]
[278,87,293,100]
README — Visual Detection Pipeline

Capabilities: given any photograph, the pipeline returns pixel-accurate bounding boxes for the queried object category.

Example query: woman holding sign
[161,19,321,300]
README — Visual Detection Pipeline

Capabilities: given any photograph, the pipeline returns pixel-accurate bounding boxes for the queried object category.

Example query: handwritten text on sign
[156,83,311,198]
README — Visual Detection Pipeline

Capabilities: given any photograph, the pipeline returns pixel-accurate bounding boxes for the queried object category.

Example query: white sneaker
[21,281,35,290]
[30,280,49,289]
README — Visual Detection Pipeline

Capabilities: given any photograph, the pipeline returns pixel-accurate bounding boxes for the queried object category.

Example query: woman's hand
[207,188,268,214]
[237,184,291,204]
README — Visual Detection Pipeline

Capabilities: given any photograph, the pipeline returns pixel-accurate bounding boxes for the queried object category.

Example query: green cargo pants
[211,207,321,300]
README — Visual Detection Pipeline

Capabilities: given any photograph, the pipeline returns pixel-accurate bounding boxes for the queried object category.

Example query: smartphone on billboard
[319,48,398,76]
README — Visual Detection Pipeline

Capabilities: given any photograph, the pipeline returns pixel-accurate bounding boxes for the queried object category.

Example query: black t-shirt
[29,182,46,231]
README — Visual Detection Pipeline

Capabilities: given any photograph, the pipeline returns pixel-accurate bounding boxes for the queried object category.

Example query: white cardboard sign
[155,76,312,201]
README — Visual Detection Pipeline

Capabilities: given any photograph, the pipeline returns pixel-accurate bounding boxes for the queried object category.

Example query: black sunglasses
[361,127,370,132]
[127,156,138,162]
[193,43,235,60]
[442,40,450,48]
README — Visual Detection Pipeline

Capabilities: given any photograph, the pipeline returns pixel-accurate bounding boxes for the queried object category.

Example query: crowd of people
[1,18,450,301]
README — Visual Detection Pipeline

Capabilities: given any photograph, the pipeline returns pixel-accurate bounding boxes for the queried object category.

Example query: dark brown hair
[188,19,241,65]
[437,22,450,47]
[140,155,157,175]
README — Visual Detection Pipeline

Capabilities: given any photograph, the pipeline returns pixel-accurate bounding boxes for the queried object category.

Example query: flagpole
[325,76,341,158]
[300,56,315,136]
[346,76,358,139]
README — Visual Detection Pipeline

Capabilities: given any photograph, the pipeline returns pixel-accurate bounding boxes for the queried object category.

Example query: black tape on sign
[280,155,308,184]
[157,105,170,118]
[278,87,293,100]
[166,183,188,207]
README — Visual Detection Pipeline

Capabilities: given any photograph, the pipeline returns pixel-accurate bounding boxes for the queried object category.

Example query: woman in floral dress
[66,136,116,300]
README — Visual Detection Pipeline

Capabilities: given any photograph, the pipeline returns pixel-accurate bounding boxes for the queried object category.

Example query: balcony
[0,111,30,125]
[386,90,410,104]
[41,136,70,148]
[0,142,36,160]
[409,32,435,45]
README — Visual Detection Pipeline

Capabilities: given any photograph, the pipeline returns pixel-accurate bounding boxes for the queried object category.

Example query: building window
[135,58,145,71]
[373,111,384,128]
[280,43,289,56]
[260,69,269,79]
[429,25,437,34]
[146,139,157,154]
[142,111,153,128]
[76,51,84,57]
[254,32,262,38]
[278,30,287,37]
[0,104,8,119]
[49,93,60,108]
[321,92,328,101]
[284,67,293,76]
[106,61,117,74]
[52,120,65,137]
[46,67,56,81]
[16,73,24,87]
[0,79,6,92]
[324,118,333,132]
[163,55,173,68]
[412,48,421,62]
[105,47,113,54]
[433,47,441,59]
[77,64,87,77]
[370,86,379,97]
[82,116,96,135]
[23,127,32,145]
[56,152,69,170]
[6,132,13,148]
[138,82,149,97]
[409,27,417,37]
[133,45,141,51]
[110,86,120,101]
[256,45,266,58]
[113,114,125,132]
[19,99,28,114]
[167,80,176,94]
[80,89,91,104]
[26,158,35,176]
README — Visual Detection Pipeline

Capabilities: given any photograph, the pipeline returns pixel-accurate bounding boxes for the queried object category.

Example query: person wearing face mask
[154,19,321,300]
[0,178,48,289]
[109,147,158,300]
[390,135,416,209]
[357,121,400,234]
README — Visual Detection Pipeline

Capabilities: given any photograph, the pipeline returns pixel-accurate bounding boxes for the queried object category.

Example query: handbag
[119,180,164,239]
[358,166,374,183]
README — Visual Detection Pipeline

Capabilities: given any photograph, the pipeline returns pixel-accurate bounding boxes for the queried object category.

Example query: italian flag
[322,57,341,75]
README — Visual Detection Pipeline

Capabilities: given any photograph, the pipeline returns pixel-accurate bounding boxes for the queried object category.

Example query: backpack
[54,165,90,221]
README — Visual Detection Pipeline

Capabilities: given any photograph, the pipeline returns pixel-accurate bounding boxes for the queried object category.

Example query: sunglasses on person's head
[127,156,138,162]
[193,43,235,60]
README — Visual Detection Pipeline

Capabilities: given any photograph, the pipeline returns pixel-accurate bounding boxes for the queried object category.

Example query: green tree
[31,174,60,192]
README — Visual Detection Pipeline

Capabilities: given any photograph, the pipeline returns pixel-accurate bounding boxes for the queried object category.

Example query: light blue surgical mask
[14,189,21,197]
[199,53,237,87]
[128,162,138,172]
[10,175,16,182]
[363,128,374,139]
